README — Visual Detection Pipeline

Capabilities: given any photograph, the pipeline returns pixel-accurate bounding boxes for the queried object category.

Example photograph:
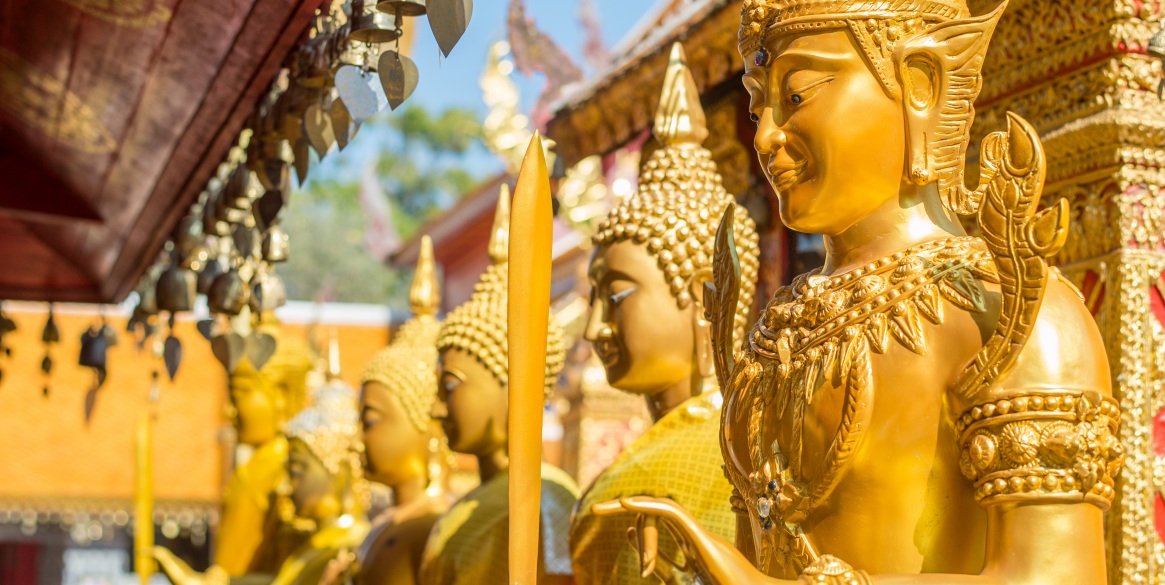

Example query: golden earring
[693,309,714,379]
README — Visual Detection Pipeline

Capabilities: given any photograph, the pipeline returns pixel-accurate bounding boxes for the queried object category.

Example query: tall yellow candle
[134,410,155,585]
[507,132,552,584]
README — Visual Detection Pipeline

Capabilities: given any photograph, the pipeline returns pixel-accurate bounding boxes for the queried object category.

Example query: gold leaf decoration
[889,301,925,354]
[58,0,172,27]
[0,48,116,154]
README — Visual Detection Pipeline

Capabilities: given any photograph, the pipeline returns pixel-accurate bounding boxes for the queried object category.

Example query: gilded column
[970,0,1165,581]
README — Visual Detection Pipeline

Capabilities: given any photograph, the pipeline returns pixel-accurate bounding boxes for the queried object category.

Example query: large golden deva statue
[154,382,370,585]
[594,1,1126,583]
[571,42,761,585]
[217,316,315,576]
[352,234,454,585]
[419,187,579,585]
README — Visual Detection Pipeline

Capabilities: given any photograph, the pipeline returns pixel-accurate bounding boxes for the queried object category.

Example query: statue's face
[585,241,695,394]
[744,29,906,235]
[359,381,427,486]
[229,368,282,447]
[433,348,507,456]
[286,438,334,519]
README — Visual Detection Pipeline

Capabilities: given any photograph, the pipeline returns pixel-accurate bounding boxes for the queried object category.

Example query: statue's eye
[608,286,636,305]
[790,94,803,105]
[749,112,760,124]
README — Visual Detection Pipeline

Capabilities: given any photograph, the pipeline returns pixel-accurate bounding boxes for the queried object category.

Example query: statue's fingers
[642,515,658,578]
[591,499,630,515]
[618,497,702,536]
[150,546,185,580]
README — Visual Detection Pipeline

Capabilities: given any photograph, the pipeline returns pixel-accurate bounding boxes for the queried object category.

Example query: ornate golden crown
[738,0,969,56]
[594,43,760,351]
[361,235,443,432]
[436,187,567,398]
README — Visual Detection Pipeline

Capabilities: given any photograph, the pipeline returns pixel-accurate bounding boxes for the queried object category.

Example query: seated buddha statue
[154,382,371,585]
[570,42,761,585]
[418,187,579,585]
[594,1,1125,583]
[217,315,316,576]
[349,235,455,585]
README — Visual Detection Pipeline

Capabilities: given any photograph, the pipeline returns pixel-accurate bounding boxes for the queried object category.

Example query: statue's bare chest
[719,237,997,573]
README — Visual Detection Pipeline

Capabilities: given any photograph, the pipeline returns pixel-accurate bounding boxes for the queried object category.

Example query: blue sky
[308,0,655,184]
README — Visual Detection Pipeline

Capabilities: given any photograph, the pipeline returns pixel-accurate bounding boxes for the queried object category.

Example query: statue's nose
[754,108,788,155]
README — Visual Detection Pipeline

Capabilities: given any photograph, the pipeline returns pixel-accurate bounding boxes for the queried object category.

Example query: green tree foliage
[279,104,483,304]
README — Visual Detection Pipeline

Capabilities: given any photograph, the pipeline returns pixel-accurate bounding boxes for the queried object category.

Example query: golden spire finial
[487,183,511,265]
[327,328,341,380]
[654,43,708,147]
[409,235,441,317]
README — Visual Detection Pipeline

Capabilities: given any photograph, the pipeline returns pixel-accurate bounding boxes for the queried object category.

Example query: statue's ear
[895,3,1005,192]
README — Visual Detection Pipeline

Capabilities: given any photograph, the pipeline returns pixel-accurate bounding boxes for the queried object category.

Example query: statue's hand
[152,547,229,585]
[592,496,772,584]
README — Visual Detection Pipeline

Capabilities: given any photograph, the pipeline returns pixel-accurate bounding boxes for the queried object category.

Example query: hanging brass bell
[208,270,249,315]
[348,8,401,44]
[262,225,290,263]
[1149,19,1165,59]
[1150,19,1165,100]
[377,0,426,17]
[156,266,198,313]
[250,270,288,313]
[197,256,225,295]
[137,266,162,315]
[174,215,204,257]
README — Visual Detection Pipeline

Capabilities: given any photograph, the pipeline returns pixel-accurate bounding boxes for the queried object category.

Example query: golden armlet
[956,389,1124,509]
[799,555,872,585]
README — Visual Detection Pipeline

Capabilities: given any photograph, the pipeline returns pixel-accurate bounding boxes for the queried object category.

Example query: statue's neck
[646,371,709,423]
[822,183,963,276]
[477,448,509,484]
[391,472,428,508]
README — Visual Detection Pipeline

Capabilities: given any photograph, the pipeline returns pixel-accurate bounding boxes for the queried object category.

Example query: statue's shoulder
[1001,272,1111,396]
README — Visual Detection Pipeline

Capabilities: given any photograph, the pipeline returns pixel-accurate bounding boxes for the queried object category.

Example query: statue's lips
[593,340,620,368]
[768,160,805,192]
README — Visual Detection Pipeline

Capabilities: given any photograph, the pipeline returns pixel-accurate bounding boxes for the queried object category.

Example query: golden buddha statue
[218,315,315,576]
[593,1,1125,583]
[419,187,579,585]
[154,382,371,585]
[350,235,454,585]
[571,42,761,585]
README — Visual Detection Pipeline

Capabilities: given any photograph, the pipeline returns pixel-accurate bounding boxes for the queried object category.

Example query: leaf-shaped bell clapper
[348,8,401,44]
[428,0,472,58]
[335,65,387,124]
[225,167,251,210]
[250,269,288,313]
[156,265,198,313]
[379,50,419,110]
[42,310,60,344]
[262,225,290,263]
[376,0,426,16]
[254,189,285,232]
[208,269,250,316]
[262,158,290,194]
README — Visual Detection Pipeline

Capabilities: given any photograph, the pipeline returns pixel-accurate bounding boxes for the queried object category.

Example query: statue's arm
[214,474,270,575]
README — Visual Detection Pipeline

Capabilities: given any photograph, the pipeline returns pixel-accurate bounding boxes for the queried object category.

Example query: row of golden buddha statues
[147,0,1130,581]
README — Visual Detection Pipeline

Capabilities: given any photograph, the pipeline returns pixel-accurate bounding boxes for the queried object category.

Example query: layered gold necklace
[724,236,998,569]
